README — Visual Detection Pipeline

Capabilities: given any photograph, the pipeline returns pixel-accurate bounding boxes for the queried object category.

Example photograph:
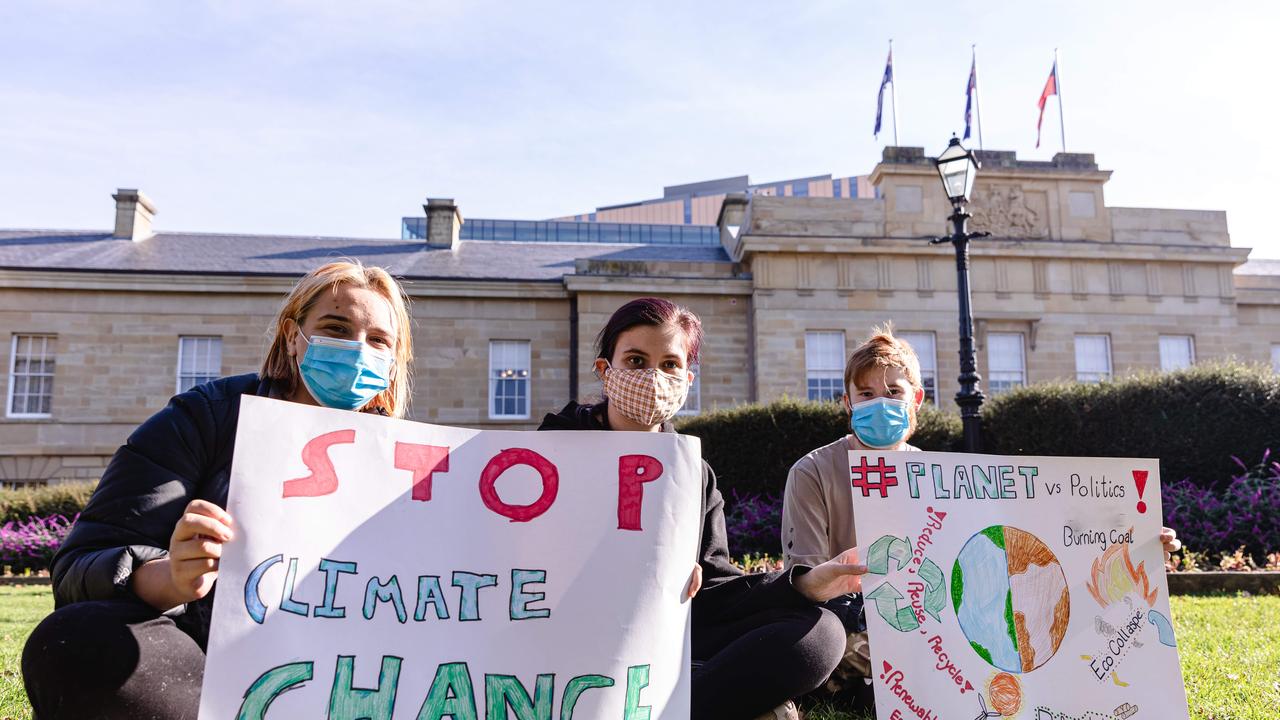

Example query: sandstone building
[2,148,1277,486]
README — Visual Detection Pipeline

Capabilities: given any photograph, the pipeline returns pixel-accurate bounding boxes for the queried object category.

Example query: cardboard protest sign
[199,396,701,719]
[848,451,1187,720]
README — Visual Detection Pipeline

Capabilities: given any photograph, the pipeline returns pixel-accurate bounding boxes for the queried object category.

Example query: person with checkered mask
[539,297,865,720]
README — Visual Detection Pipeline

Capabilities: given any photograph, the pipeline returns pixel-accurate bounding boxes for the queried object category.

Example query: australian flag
[874,48,893,138]
[963,55,977,140]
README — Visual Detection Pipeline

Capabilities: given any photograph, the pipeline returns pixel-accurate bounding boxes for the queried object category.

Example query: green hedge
[0,481,97,524]
[678,363,1280,501]
[982,363,1280,487]
[676,398,961,497]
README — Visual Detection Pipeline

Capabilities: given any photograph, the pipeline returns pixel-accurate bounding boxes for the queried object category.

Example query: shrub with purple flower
[723,490,783,557]
[0,513,76,574]
[1163,450,1280,563]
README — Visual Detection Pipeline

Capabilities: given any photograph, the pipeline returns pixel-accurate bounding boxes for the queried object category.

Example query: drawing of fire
[1085,530,1158,608]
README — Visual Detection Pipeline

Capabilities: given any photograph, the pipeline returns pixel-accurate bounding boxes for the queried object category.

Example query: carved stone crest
[971,185,1047,238]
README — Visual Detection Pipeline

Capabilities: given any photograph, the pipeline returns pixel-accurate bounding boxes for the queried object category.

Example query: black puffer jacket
[538,401,814,627]
[51,373,275,646]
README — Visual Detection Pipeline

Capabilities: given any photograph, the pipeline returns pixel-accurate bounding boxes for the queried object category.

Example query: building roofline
[751,173,833,187]
[1,226,408,244]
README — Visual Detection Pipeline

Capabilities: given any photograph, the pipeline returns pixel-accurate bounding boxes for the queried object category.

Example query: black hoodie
[538,401,813,627]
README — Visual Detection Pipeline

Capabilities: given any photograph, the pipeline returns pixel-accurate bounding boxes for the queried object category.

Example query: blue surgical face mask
[849,397,911,449]
[297,335,393,411]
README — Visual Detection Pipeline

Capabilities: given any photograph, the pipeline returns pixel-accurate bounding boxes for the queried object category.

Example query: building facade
[2,148,1278,487]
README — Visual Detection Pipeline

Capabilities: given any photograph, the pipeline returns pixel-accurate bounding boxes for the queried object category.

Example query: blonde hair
[844,322,923,393]
[261,261,414,418]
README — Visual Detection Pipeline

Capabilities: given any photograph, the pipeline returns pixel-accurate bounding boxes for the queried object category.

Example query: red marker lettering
[479,448,559,522]
[282,429,356,498]
[394,442,451,502]
[617,454,663,531]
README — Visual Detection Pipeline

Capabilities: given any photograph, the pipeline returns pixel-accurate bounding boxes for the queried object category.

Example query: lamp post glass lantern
[931,136,987,452]
[935,137,979,202]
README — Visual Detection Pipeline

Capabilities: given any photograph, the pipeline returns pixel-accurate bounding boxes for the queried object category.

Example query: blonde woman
[23,261,414,719]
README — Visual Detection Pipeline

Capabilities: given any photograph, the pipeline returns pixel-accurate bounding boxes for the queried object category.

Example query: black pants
[24,600,843,720]
[692,604,845,719]
[23,599,205,720]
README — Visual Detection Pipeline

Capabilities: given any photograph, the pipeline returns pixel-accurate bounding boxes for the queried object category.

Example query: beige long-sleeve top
[781,436,920,569]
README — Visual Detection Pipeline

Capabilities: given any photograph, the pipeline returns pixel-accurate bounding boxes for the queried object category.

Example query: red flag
[1036,61,1058,148]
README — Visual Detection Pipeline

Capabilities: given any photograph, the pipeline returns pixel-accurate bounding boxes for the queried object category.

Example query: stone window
[987,332,1026,396]
[1158,335,1195,372]
[489,340,531,419]
[898,332,937,403]
[1075,334,1112,383]
[677,364,701,416]
[177,336,223,393]
[804,331,846,402]
[7,334,55,418]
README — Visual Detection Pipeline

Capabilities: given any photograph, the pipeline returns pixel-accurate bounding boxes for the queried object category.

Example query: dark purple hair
[595,297,703,365]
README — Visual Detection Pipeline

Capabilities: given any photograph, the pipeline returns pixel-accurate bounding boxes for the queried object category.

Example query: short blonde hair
[844,323,923,394]
[261,261,414,418]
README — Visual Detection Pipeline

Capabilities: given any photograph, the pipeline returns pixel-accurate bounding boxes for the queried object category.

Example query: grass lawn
[0,588,1275,719]
[0,586,51,720]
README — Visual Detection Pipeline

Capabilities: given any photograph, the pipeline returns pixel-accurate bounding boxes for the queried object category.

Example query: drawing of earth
[951,525,1070,673]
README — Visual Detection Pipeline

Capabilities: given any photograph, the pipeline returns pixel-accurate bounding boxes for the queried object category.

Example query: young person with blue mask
[780,325,1183,708]
[779,325,923,708]
[784,327,925,568]
[22,261,414,719]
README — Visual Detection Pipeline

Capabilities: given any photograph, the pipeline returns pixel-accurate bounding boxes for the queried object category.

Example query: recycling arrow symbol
[866,581,920,632]
[866,534,912,575]
[863,534,948,631]
[917,557,946,622]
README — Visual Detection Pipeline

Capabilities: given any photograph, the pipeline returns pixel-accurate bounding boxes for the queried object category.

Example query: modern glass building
[403,217,720,245]
[402,172,877,240]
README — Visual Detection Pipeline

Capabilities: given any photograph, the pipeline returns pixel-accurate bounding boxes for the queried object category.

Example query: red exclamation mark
[1132,470,1149,513]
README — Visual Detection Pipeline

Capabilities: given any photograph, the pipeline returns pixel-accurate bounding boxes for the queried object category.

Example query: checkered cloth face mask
[602,365,689,426]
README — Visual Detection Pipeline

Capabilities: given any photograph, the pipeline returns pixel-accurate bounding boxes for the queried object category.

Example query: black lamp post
[931,137,988,453]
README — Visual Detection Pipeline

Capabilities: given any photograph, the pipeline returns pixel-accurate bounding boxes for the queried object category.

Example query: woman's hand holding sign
[132,499,235,612]
[1161,526,1181,569]
[170,499,235,599]
[794,546,867,603]
[684,564,702,602]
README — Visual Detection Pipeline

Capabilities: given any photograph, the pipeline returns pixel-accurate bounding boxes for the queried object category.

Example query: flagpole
[973,44,985,151]
[1055,48,1066,153]
[890,39,900,146]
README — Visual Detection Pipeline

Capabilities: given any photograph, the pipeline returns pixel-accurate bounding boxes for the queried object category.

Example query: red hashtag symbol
[851,457,899,498]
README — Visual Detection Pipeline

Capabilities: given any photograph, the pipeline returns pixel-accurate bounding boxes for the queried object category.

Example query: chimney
[423,198,463,250]
[112,189,157,242]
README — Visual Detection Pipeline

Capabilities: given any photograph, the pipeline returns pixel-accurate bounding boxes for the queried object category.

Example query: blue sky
[2,1,1276,257]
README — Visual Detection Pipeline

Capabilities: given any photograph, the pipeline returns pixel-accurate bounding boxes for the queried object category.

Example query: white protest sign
[848,451,1188,720]
[199,396,700,719]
